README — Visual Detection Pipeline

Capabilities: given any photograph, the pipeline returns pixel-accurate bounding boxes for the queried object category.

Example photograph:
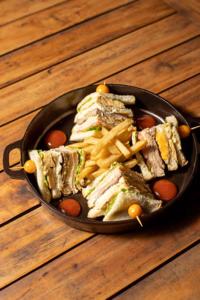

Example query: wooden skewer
[191,125,200,131]
[12,166,24,170]
[136,216,143,227]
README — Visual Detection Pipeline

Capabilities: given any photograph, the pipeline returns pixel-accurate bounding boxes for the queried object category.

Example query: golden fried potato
[124,158,137,169]
[83,145,95,154]
[78,165,98,180]
[84,137,100,144]
[85,160,97,167]
[92,119,132,154]
[115,139,131,159]
[108,144,121,155]
[101,127,109,135]
[97,154,121,168]
[91,148,110,160]
[91,168,107,178]
[67,142,89,148]
[130,140,146,154]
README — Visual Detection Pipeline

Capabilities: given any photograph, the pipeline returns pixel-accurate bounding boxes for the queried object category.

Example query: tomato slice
[137,114,156,129]
[45,130,67,148]
[59,199,81,217]
[152,179,178,201]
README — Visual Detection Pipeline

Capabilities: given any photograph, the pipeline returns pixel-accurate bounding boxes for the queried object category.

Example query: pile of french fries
[68,119,146,182]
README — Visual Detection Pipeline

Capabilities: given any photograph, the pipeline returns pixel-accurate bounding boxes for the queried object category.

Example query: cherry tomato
[24,160,36,173]
[137,114,156,129]
[153,179,178,201]
[45,130,67,148]
[128,203,143,219]
[59,199,81,217]
[96,84,110,93]
[178,125,191,138]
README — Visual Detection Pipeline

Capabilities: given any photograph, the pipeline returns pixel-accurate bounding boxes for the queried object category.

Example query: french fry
[84,137,100,144]
[67,142,89,148]
[102,127,109,135]
[85,160,97,167]
[78,165,98,180]
[92,131,103,138]
[124,158,137,169]
[108,144,121,155]
[115,139,131,159]
[118,126,135,142]
[83,145,95,154]
[91,168,107,178]
[91,148,110,160]
[97,154,121,168]
[130,140,146,154]
[128,125,136,132]
[92,119,132,154]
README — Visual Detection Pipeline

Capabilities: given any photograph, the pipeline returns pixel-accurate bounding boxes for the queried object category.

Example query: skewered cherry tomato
[24,160,36,173]
[153,179,178,201]
[128,203,143,219]
[96,83,110,93]
[59,199,81,217]
[45,130,67,148]
[137,114,156,129]
[178,125,191,138]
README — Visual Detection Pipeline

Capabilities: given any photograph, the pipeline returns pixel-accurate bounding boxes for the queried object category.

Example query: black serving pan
[3,84,200,233]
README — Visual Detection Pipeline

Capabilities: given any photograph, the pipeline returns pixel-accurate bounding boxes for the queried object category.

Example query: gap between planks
[0,0,136,56]
[1,16,199,128]
[0,0,67,27]
[0,0,175,89]
[1,190,199,296]
[110,240,200,299]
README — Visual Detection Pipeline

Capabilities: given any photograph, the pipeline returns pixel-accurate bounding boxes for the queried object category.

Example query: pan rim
[21,83,198,227]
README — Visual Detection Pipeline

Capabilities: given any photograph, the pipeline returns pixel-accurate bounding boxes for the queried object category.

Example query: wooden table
[0,1,200,299]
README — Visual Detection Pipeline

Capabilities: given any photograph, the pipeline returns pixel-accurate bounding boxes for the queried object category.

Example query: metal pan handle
[3,140,25,179]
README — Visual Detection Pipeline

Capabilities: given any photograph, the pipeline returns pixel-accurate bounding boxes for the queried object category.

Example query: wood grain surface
[0,0,174,88]
[0,0,132,55]
[0,14,199,126]
[0,170,39,225]
[115,244,200,300]
[0,206,92,288]
[1,182,199,296]
[161,75,200,117]
[1,37,199,170]
[1,0,200,298]
[165,0,200,25]
[0,0,65,26]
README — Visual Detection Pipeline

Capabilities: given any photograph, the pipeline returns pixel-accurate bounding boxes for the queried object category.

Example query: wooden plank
[0,171,39,225]
[115,244,200,300]
[0,206,92,288]
[1,180,199,295]
[0,0,65,26]
[1,38,200,171]
[0,0,132,55]
[0,0,175,88]
[0,13,199,126]
[165,0,200,25]
[109,37,200,94]
[160,75,200,117]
